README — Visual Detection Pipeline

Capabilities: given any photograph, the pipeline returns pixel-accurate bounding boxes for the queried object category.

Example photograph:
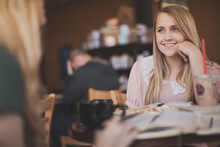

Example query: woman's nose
[164,31,173,41]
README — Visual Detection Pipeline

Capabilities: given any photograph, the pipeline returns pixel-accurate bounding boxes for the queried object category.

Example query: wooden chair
[60,88,96,147]
[88,88,112,102]
[40,93,56,147]
[110,90,128,106]
[208,141,220,147]
[60,136,94,147]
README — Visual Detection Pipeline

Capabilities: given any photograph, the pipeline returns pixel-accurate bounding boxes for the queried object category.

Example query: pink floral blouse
[126,55,220,109]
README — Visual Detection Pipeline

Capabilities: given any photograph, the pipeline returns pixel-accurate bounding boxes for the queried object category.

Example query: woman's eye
[157,29,164,33]
[173,27,179,31]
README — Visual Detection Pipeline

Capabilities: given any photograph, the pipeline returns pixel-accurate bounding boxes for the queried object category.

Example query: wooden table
[69,121,220,146]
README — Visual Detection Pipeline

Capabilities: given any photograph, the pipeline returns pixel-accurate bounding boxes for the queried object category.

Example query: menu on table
[121,102,220,139]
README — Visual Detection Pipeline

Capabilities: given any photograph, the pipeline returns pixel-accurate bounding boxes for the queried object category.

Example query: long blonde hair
[0,0,44,146]
[145,5,202,104]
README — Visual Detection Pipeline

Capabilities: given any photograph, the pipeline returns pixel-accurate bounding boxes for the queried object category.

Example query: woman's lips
[163,43,176,47]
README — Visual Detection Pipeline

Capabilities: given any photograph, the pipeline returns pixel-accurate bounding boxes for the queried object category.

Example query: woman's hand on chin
[178,41,199,62]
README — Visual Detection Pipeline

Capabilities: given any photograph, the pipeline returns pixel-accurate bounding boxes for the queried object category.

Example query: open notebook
[123,103,220,139]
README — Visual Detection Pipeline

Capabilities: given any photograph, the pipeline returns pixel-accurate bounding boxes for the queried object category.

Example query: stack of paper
[123,104,220,139]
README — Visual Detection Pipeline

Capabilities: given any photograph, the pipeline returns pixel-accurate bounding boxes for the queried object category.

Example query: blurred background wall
[188,0,220,66]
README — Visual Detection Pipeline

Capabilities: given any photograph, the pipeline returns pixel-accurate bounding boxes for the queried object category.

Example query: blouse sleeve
[206,61,220,100]
[126,60,145,109]
[207,61,220,75]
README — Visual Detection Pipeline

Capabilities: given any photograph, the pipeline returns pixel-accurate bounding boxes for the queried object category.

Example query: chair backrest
[60,136,95,147]
[88,88,112,102]
[110,90,127,106]
[40,93,55,147]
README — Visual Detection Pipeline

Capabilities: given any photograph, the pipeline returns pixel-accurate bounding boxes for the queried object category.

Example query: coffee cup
[193,74,220,106]
[77,100,125,128]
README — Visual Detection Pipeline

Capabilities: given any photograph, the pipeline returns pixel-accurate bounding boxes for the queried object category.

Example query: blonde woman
[0,0,46,146]
[126,5,220,108]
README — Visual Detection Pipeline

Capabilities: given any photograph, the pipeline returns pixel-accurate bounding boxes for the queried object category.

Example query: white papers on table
[124,108,198,139]
[197,115,220,135]
[178,104,220,115]
[151,109,198,134]
[124,108,198,133]
[124,113,158,131]
[177,104,220,135]
[124,104,220,139]
[165,101,192,107]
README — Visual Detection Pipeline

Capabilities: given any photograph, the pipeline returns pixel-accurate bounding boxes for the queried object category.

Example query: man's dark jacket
[63,61,119,114]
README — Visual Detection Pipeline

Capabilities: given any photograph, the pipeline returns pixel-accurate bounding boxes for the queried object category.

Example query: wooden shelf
[87,43,153,76]
[88,43,153,59]
[117,69,131,77]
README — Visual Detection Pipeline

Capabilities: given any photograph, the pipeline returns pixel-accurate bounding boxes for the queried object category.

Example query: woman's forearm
[0,113,25,147]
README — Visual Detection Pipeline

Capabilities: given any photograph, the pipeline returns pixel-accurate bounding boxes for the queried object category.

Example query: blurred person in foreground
[0,0,46,146]
[0,0,137,147]
[95,116,137,147]
[51,49,120,146]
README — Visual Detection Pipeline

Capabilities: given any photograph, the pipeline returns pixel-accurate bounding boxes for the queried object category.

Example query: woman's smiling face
[156,12,185,57]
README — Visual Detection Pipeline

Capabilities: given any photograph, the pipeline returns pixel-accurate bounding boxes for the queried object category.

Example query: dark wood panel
[46,0,88,9]
[88,43,153,59]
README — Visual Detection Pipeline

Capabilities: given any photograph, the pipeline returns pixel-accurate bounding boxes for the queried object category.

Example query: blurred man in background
[63,49,119,106]
[51,49,120,147]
